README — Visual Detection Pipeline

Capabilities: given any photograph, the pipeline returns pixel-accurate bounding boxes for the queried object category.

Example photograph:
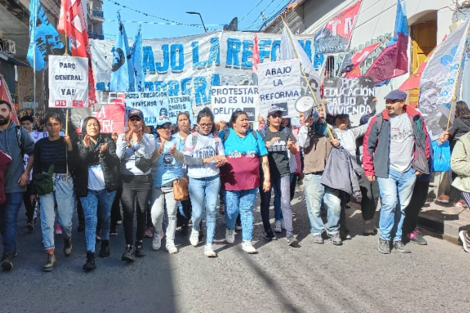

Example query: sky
[101,0,290,40]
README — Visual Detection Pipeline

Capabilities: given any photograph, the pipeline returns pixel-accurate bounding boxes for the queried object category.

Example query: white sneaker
[189,229,199,246]
[204,244,217,257]
[281,219,286,230]
[152,231,164,251]
[225,228,235,244]
[242,241,258,254]
[235,224,242,231]
[165,240,178,254]
[274,220,282,233]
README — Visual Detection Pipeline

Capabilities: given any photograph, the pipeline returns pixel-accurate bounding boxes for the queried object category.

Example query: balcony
[88,32,105,40]
[89,9,104,22]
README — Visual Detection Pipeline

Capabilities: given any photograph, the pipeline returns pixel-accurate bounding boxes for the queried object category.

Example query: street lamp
[186,11,208,33]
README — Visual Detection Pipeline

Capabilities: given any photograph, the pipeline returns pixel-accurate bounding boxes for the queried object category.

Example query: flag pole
[62,2,69,181]
[446,20,470,132]
[281,17,334,139]
[33,42,36,117]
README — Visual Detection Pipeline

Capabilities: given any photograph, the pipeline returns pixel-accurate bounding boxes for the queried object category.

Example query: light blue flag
[26,0,64,71]
[132,27,145,92]
[110,12,135,92]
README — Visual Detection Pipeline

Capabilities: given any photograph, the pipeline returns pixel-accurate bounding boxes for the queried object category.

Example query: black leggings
[402,180,429,240]
[121,175,152,245]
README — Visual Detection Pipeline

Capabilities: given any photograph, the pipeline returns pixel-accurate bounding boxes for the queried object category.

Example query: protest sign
[168,95,193,125]
[258,59,301,118]
[124,91,169,126]
[323,77,375,125]
[48,55,89,108]
[211,86,259,122]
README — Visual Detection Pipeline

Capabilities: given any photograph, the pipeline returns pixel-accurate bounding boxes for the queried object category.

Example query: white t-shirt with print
[184,133,224,179]
[389,113,414,173]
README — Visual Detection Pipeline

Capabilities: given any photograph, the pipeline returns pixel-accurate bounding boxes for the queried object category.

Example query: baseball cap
[156,115,171,127]
[384,90,407,101]
[268,106,284,116]
[128,109,144,120]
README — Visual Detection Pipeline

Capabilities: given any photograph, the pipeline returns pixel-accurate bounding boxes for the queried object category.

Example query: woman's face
[128,116,143,133]
[157,123,171,140]
[281,118,290,127]
[198,116,213,135]
[86,119,100,138]
[111,132,118,142]
[178,114,190,133]
[45,118,61,137]
[233,114,249,135]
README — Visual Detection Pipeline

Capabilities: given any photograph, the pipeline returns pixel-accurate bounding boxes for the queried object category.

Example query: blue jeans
[377,168,417,241]
[39,176,74,251]
[303,173,341,235]
[224,188,258,241]
[80,189,116,252]
[0,192,23,253]
[189,175,220,244]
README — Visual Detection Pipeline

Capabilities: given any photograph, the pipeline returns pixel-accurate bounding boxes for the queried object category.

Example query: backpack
[221,128,258,144]
[15,125,24,156]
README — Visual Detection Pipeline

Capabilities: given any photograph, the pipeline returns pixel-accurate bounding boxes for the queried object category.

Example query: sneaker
[55,224,62,235]
[312,233,324,244]
[99,240,110,258]
[43,252,56,272]
[225,228,235,244]
[135,241,145,257]
[363,220,376,236]
[408,230,427,245]
[235,223,242,231]
[83,251,96,272]
[180,225,189,236]
[96,235,101,241]
[281,219,286,230]
[26,221,34,233]
[378,238,391,254]
[166,240,178,254]
[393,240,411,253]
[286,235,298,247]
[204,244,217,257]
[121,245,135,262]
[152,231,164,251]
[116,220,123,225]
[274,220,282,233]
[459,230,470,253]
[144,227,154,238]
[110,229,118,236]
[330,232,342,246]
[1,252,14,272]
[190,229,200,246]
[340,229,351,240]
[242,241,258,254]
[63,237,72,256]
[435,194,450,204]
[263,229,276,241]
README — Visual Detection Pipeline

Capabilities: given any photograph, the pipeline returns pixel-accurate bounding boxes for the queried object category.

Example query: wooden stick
[66,108,69,181]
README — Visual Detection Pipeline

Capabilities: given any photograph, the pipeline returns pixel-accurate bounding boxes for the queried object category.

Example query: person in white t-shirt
[183,108,226,257]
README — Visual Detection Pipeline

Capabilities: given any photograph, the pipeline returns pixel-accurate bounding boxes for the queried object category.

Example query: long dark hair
[82,116,101,137]
[455,101,470,118]
[197,107,216,134]
[229,110,247,128]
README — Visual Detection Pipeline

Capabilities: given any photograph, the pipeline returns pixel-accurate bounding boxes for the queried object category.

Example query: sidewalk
[418,200,470,245]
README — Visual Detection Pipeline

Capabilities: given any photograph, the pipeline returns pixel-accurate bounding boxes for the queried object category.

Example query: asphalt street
[1,191,469,313]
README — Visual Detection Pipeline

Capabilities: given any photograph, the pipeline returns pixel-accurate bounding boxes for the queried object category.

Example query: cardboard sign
[124,92,169,126]
[211,86,259,122]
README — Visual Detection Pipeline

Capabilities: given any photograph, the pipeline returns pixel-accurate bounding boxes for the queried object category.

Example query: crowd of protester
[1,90,469,273]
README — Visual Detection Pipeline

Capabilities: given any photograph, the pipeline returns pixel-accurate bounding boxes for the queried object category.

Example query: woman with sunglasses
[116,109,155,263]
[183,108,226,257]
[150,116,185,254]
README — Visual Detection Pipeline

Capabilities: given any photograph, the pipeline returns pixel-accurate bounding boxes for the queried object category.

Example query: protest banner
[124,91,169,126]
[168,95,193,125]
[48,55,89,108]
[90,31,315,109]
[323,77,375,125]
[211,86,259,122]
[258,59,301,118]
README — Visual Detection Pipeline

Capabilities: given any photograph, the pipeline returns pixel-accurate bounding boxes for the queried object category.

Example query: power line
[255,0,291,31]
[105,19,224,27]
[245,0,278,30]
[239,0,266,24]
[104,0,218,31]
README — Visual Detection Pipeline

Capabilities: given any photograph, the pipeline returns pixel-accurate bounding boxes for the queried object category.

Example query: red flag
[344,42,383,78]
[58,0,96,106]
[252,34,260,73]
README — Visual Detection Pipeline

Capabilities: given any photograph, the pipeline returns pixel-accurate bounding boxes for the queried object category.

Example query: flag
[58,0,96,106]
[26,0,64,71]
[315,1,362,54]
[251,34,260,85]
[365,0,409,83]
[343,42,383,77]
[0,76,18,124]
[132,27,145,91]
[419,19,470,139]
[399,48,435,91]
[110,13,135,92]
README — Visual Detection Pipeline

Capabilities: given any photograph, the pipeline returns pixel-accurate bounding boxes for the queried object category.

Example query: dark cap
[268,106,284,116]
[128,109,144,120]
[384,90,407,101]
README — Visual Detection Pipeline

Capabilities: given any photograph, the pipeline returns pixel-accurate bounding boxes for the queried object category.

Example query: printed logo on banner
[55,100,67,107]
[73,100,84,107]
[244,107,256,122]
[272,103,288,116]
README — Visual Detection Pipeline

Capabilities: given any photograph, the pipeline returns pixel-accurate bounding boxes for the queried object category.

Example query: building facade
[87,0,105,40]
